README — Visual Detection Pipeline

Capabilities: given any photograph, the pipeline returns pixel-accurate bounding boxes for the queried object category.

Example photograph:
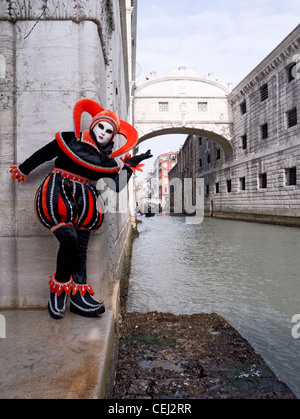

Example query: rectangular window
[198,102,208,112]
[159,102,169,112]
[239,177,246,191]
[215,182,220,194]
[216,149,221,160]
[199,158,202,168]
[287,108,297,128]
[260,83,268,101]
[240,100,247,115]
[227,179,232,193]
[259,173,267,189]
[261,123,268,139]
[206,184,210,195]
[286,167,297,186]
[207,154,211,164]
[241,135,247,150]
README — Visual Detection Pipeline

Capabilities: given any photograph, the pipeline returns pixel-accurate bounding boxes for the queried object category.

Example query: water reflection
[127,215,300,398]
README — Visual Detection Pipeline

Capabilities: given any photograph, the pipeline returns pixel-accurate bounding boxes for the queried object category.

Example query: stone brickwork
[197,25,300,224]
[0,0,137,308]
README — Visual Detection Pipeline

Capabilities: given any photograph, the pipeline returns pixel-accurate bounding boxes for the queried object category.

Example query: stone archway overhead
[133,67,233,150]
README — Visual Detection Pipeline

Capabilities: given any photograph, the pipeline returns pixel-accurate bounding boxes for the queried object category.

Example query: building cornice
[136,75,232,96]
[229,24,300,104]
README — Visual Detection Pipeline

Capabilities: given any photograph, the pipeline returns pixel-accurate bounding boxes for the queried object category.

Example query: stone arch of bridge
[133,67,233,152]
[137,126,232,152]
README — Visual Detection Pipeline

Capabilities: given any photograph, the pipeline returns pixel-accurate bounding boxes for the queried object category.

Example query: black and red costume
[10,99,152,319]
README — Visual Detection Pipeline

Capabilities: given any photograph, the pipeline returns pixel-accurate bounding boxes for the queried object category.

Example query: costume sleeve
[18,140,60,175]
[103,166,133,193]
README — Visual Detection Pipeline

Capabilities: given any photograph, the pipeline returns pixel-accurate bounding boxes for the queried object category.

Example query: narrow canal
[126,215,300,398]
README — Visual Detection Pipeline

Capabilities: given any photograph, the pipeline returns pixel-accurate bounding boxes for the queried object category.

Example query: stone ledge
[0,281,120,399]
[209,211,300,227]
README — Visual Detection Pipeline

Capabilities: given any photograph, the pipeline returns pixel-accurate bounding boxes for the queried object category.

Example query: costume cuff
[9,164,29,184]
[49,274,73,296]
[72,283,95,296]
[120,154,145,173]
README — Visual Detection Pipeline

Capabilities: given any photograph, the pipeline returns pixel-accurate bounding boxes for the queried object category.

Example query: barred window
[240,177,246,191]
[259,173,267,189]
[159,102,169,112]
[260,84,268,101]
[287,108,297,128]
[198,102,208,112]
[241,135,247,150]
[261,123,268,139]
[240,100,247,115]
[286,167,297,186]
[227,179,232,193]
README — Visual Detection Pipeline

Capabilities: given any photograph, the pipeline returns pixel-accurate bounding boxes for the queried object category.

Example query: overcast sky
[134,0,300,176]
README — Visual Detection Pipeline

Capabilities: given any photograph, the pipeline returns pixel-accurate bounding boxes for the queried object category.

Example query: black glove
[126,150,153,167]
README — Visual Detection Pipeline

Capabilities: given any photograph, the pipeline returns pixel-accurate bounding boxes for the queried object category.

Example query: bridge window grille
[239,177,246,191]
[240,100,247,115]
[227,179,232,193]
[198,102,208,112]
[241,135,247,149]
[260,84,268,101]
[287,108,297,128]
[286,167,297,186]
[259,173,267,189]
[261,123,268,139]
[159,102,169,112]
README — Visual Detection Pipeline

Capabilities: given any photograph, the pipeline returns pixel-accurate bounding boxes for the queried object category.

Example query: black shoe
[48,275,73,320]
[70,284,105,318]
[48,291,68,319]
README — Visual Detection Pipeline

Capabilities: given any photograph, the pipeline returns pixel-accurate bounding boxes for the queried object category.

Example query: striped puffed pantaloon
[35,171,104,232]
[34,171,104,283]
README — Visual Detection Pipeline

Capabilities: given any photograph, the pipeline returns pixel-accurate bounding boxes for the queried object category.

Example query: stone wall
[0,0,137,308]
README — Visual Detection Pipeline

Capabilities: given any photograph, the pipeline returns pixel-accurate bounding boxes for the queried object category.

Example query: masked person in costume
[9,99,152,320]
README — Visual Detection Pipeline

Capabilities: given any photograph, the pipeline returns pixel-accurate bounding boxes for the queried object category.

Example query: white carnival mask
[92,121,114,146]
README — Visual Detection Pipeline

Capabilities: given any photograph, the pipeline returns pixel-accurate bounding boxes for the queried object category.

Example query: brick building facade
[153,151,178,210]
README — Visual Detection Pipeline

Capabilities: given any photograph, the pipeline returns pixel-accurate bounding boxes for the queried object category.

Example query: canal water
[127,215,300,398]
